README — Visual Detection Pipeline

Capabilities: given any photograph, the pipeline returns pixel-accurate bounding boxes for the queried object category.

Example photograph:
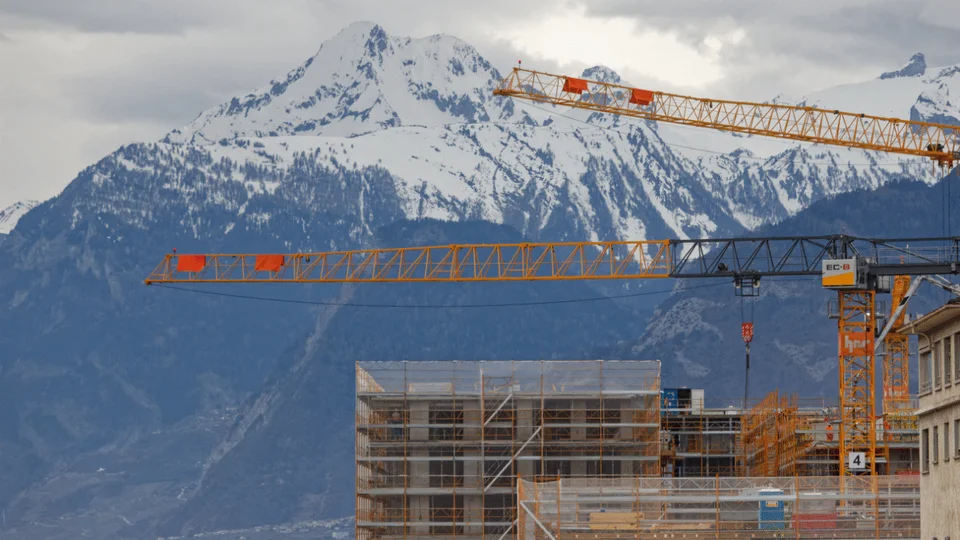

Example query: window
[384,409,407,442]
[954,333,960,383]
[429,405,463,441]
[485,459,514,487]
[920,352,933,394]
[483,494,513,534]
[586,459,623,477]
[539,400,571,441]
[934,343,942,389]
[945,338,952,386]
[429,449,464,487]
[537,459,571,478]
[922,428,929,473]
[955,419,960,458]
[946,422,951,462]
[483,407,516,441]
[430,494,464,535]
[933,425,939,464]
[585,401,620,440]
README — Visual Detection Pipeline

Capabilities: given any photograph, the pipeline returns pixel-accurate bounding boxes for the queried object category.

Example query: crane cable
[151,281,732,308]
[740,294,756,410]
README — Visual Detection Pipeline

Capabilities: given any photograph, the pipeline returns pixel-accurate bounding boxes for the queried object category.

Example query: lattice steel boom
[145,241,673,283]
[145,235,960,284]
[494,68,960,167]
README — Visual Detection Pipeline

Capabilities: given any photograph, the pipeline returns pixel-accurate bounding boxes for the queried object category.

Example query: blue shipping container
[758,489,785,530]
[661,389,679,411]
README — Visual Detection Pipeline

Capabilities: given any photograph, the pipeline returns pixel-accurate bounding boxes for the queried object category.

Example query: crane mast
[882,276,913,439]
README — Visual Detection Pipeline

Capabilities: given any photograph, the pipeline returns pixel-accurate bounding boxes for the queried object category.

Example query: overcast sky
[2,0,960,209]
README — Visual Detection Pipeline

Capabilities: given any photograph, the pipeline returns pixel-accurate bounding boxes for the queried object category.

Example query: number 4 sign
[848,452,866,470]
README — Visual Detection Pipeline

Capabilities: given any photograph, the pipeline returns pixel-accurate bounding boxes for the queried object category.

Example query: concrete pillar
[620,401,633,441]
[517,459,534,479]
[410,449,429,488]
[517,398,535,439]
[410,401,429,442]
[464,450,482,490]
[463,398,482,441]
[572,400,586,440]
[463,494,484,535]
[408,495,430,535]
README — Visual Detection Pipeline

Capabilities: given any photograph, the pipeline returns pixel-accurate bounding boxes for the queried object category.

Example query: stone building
[902,299,960,539]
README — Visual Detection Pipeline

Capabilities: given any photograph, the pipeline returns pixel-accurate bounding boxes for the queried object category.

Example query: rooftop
[900,299,960,335]
[356,359,661,395]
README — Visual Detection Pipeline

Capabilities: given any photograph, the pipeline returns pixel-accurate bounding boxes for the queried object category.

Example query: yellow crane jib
[494,67,960,168]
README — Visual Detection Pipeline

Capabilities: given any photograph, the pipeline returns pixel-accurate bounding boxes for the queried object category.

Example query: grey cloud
[67,78,221,125]
[586,0,960,70]
[52,9,566,127]
[0,0,220,34]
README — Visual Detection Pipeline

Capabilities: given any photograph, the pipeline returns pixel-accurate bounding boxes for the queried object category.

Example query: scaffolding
[741,391,781,477]
[356,360,662,540]
[739,390,919,478]
[742,391,842,477]
[660,395,742,478]
[517,475,920,539]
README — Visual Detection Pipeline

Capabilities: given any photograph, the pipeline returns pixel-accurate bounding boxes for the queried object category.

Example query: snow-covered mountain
[797,52,960,125]
[143,22,950,244]
[0,200,39,236]
[2,20,959,538]
[167,22,516,143]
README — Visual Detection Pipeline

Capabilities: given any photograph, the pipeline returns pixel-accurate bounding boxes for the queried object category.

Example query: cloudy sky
[1,0,960,209]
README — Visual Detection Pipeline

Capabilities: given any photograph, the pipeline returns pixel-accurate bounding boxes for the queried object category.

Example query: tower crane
[490,67,960,475]
[146,69,960,477]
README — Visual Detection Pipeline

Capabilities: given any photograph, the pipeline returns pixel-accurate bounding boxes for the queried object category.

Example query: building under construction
[356,360,920,539]
[356,361,662,540]
[740,390,919,478]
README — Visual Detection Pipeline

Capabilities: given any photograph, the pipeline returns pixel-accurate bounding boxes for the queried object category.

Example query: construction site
[144,67,960,538]
[354,360,922,539]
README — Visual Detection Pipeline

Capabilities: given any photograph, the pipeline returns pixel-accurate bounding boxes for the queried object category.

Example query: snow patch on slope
[0,200,39,235]
[96,35,952,252]
[167,22,517,144]
[633,297,725,352]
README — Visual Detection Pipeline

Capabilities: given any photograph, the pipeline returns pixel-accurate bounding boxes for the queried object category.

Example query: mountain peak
[333,21,390,57]
[879,53,926,80]
[340,20,385,36]
[0,199,39,235]
[167,22,512,144]
[581,65,622,85]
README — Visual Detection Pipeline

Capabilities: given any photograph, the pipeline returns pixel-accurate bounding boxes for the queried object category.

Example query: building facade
[660,387,742,477]
[356,359,921,540]
[355,360,662,540]
[903,299,960,539]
